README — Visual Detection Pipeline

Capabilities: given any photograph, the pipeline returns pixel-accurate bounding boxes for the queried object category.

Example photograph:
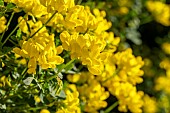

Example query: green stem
[2,14,27,47]
[29,10,58,39]
[16,67,28,85]
[104,101,118,113]
[9,39,17,46]
[21,67,28,77]
[47,59,75,81]
[0,12,15,42]
[28,106,45,111]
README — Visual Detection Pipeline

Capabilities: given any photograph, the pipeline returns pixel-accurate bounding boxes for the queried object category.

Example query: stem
[29,11,58,39]
[104,101,118,113]
[47,59,75,81]
[2,14,27,47]
[16,67,28,85]
[28,106,45,111]
[9,39,17,46]
[21,67,28,77]
[0,12,15,42]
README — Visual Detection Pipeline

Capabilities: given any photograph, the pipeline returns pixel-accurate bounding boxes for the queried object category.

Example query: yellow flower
[146,1,170,26]
[67,72,109,112]
[60,31,105,75]
[107,82,144,113]
[155,74,170,95]
[40,109,50,113]
[162,42,170,54]
[40,0,75,13]
[34,95,41,103]
[56,84,81,113]
[6,0,47,17]
[0,16,7,33]
[13,20,64,74]
[0,76,11,87]
[113,48,144,85]
[143,95,157,113]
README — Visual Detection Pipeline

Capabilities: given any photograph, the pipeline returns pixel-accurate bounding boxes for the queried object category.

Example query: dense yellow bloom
[39,0,75,13]
[39,13,64,32]
[143,94,157,113]
[5,0,47,17]
[97,48,144,85]
[113,48,144,85]
[155,58,170,94]
[160,58,170,72]
[155,74,170,94]
[13,18,64,74]
[0,16,7,33]
[107,81,144,113]
[67,72,109,112]
[56,84,81,113]
[95,48,144,113]
[146,1,170,26]
[60,31,105,75]
[101,48,144,85]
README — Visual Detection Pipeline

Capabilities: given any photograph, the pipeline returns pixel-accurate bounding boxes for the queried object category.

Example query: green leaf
[40,92,44,103]
[56,64,65,72]
[23,77,34,85]
[6,3,15,9]
[2,47,12,54]
[58,90,66,99]
[0,0,4,6]
[16,29,22,39]
[3,69,10,75]
[0,104,6,109]
[64,63,74,72]
[12,72,20,79]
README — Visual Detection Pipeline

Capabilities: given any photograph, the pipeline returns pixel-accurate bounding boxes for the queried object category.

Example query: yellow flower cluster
[39,0,75,13]
[66,48,144,113]
[7,0,120,75]
[96,48,144,113]
[98,48,144,85]
[59,7,115,75]
[117,0,132,15]
[155,58,170,94]
[56,84,81,113]
[0,16,7,33]
[13,18,64,74]
[4,0,47,17]
[110,82,143,113]
[67,72,109,113]
[143,94,157,113]
[112,48,144,85]
[146,1,170,26]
